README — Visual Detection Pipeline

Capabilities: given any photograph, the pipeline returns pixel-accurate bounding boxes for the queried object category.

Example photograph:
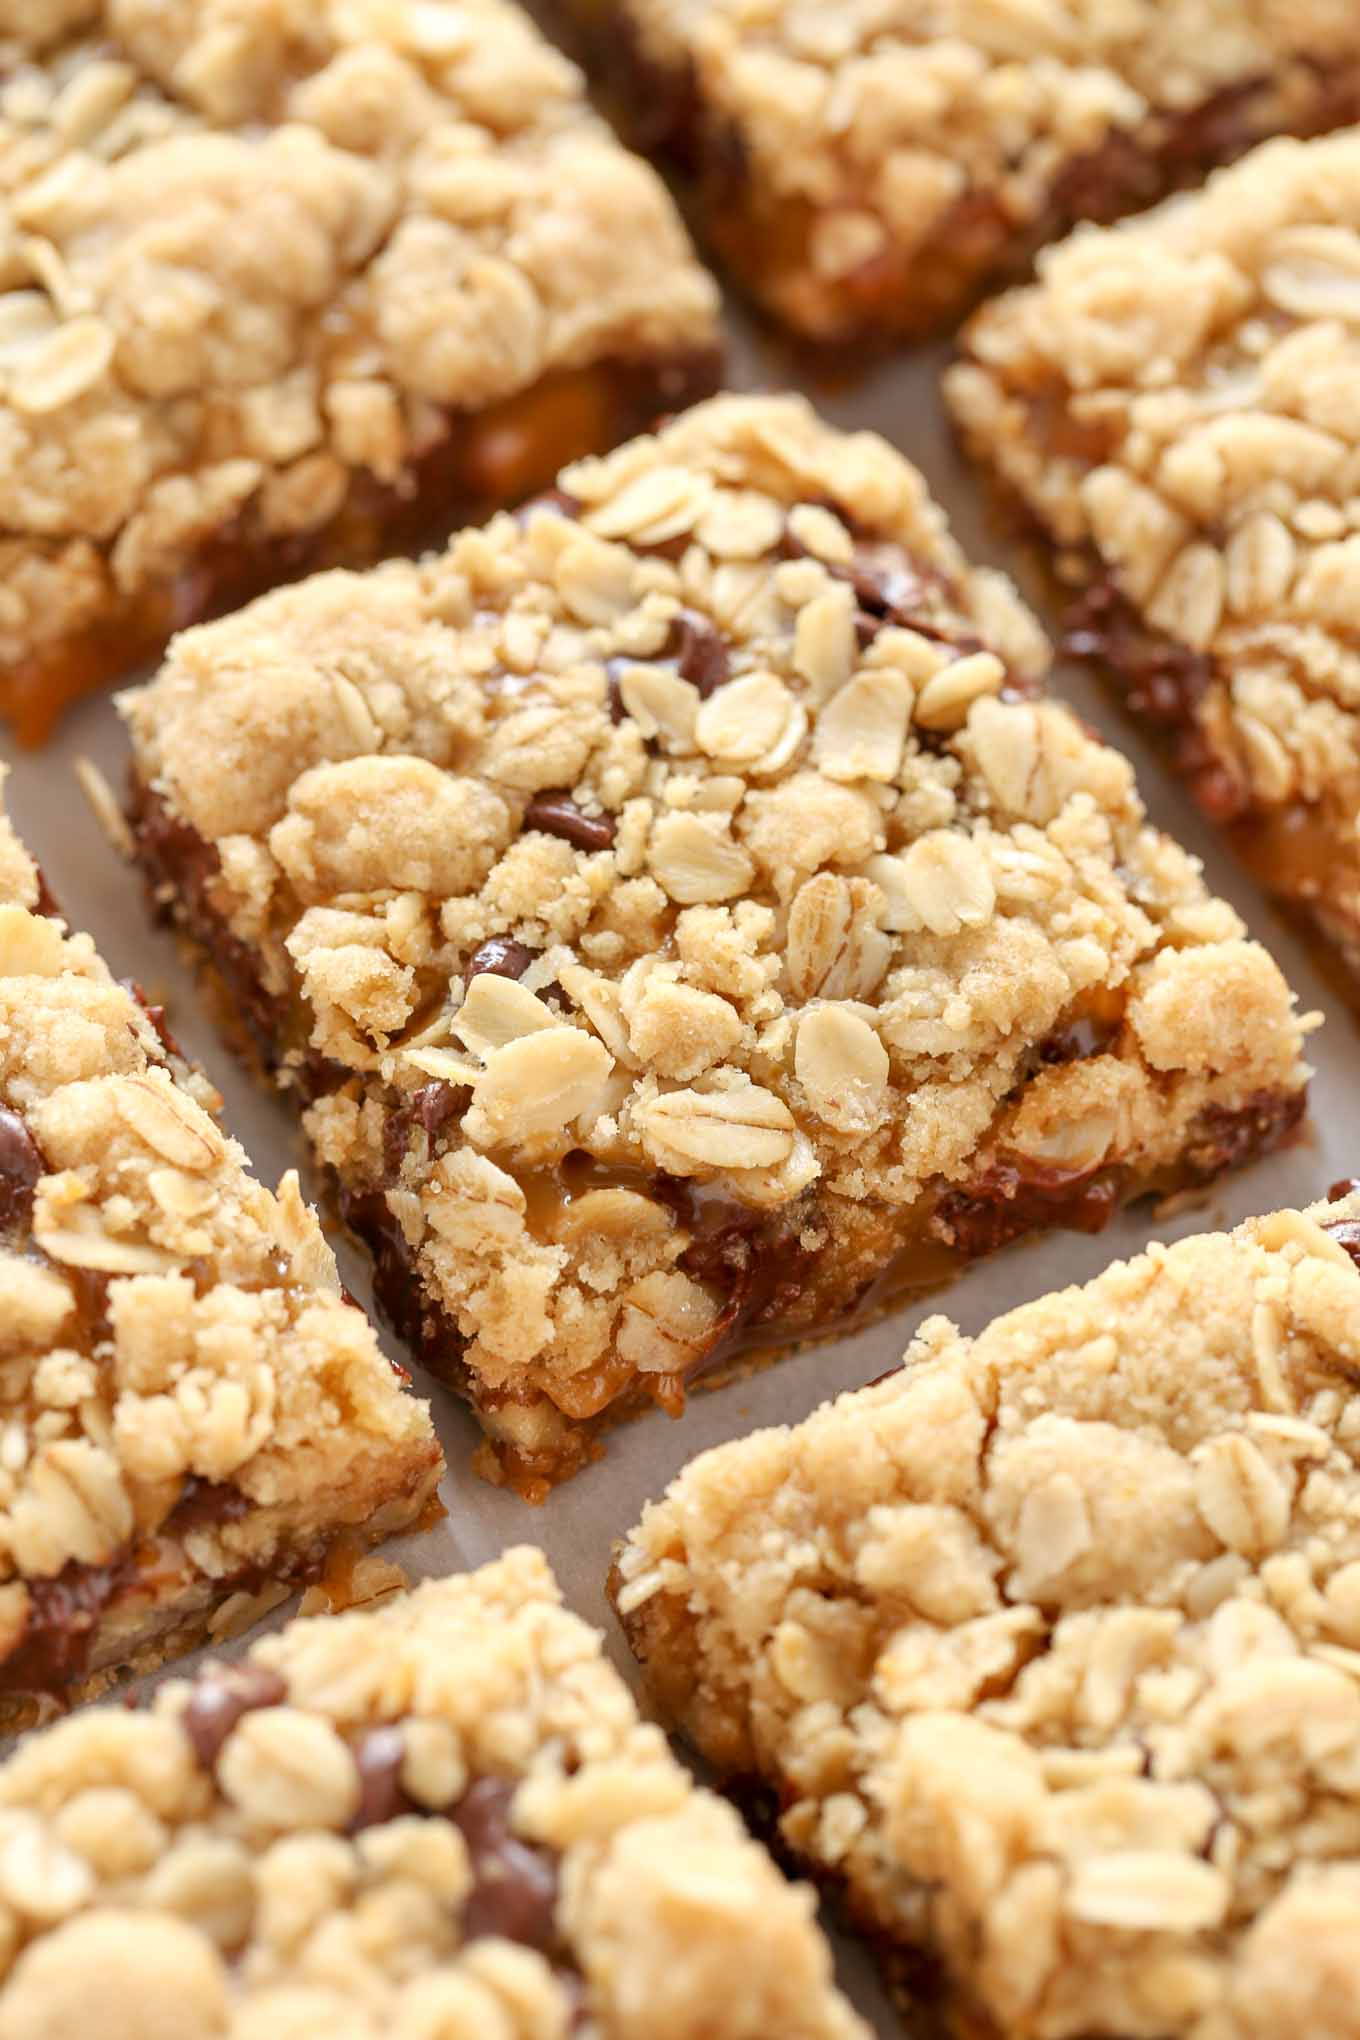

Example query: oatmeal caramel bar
[0,0,720,742]
[0,768,441,1726]
[551,0,1360,345]
[122,393,1310,1497]
[0,1549,867,2040]
[950,131,1360,990]
[615,1187,1360,2040]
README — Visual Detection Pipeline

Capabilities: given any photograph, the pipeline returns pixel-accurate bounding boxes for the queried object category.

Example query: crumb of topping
[616,1188,1360,2040]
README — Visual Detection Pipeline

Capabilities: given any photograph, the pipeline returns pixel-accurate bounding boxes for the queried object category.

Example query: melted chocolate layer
[1063,579,1247,823]
[2,1559,131,1698]
[127,773,1310,1490]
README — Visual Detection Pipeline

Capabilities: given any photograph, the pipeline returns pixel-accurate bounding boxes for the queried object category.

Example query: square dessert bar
[0,0,720,742]
[615,1187,1360,2040]
[0,768,442,1726]
[122,393,1310,1498]
[0,1548,867,2040]
[552,0,1360,344]
[950,131,1360,991]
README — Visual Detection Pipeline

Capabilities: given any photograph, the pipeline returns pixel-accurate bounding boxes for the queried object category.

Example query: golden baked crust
[122,394,1309,1492]
[555,0,1360,340]
[949,130,1360,979]
[0,0,719,732]
[0,766,442,1724]
[0,1549,866,2040]
[615,1188,1360,2040]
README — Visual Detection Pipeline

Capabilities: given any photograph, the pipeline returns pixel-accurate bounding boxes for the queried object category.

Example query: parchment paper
[0,317,1347,2033]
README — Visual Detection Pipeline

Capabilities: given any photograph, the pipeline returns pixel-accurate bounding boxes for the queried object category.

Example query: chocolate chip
[665,609,730,696]
[0,1106,44,1234]
[182,1663,287,1769]
[416,1081,463,1140]
[1329,1178,1360,1201]
[1325,1218,1360,1270]
[781,509,955,641]
[66,1265,112,1343]
[1,1558,129,1698]
[454,1776,561,1953]
[523,793,615,852]
[467,937,536,982]
[383,1080,467,1179]
[845,553,929,623]
[163,1476,251,1538]
[348,1725,414,1832]
[1038,1013,1120,1066]
[514,488,581,525]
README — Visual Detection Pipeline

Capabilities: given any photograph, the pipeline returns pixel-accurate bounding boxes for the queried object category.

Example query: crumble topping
[616,1188,1360,2040]
[949,130,1360,855]
[0,765,439,1691]
[584,0,1360,322]
[123,394,1307,1465]
[0,0,718,671]
[0,1549,865,2040]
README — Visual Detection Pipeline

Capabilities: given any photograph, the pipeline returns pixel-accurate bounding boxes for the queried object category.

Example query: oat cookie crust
[0,1548,866,2040]
[122,394,1308,1493]
[556,0,1360,342]
[616,1188,1360,2040]
[0,767,441,1724]
[950,131,1360,979]
[0,0,719,734]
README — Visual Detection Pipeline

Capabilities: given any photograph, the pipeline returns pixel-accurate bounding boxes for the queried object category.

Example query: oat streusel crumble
[121,394,1310,1497]
[615,1185,1360,2040]
[0,766,442,1728]
[0,1548,866,2040]
[0,0,720,742]
[949,132,1360,993]
[551,0,1360,345]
